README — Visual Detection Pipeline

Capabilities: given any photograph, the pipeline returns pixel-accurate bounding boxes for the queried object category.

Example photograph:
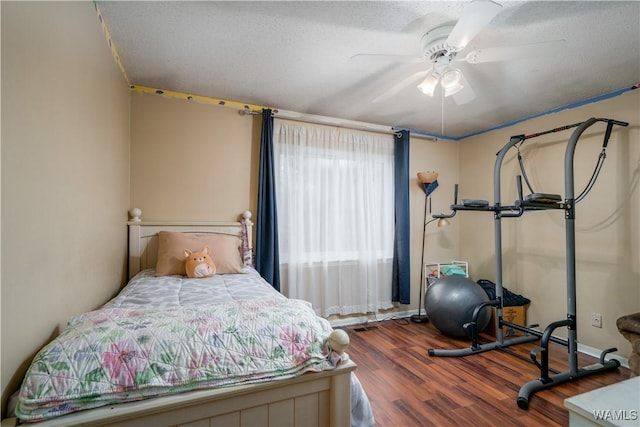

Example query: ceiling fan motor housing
[421,25,456,60]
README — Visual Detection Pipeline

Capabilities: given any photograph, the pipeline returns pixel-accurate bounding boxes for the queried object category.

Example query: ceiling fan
[352,0,565,105]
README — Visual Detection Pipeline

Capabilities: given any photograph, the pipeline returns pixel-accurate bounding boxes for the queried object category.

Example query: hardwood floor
[344,318,630,427]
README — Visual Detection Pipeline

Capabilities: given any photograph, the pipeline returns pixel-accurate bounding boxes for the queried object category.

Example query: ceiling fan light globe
[440,68,462,89]
[417,73,439,96]
[417,82,437,96]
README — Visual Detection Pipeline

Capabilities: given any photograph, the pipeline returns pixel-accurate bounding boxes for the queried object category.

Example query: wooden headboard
[127,211,254,279]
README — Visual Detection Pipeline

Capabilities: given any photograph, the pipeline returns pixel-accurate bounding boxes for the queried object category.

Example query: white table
[564,376,639,426]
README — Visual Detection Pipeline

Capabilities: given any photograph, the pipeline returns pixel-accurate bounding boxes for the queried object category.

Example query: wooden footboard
[1,360,355,427]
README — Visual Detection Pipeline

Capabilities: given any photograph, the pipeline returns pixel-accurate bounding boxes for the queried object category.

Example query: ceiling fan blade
[446,0,503,51]
[372,69,431,103]
[402,11,452,35]
[452,73,475,105]
[350,53,425,64]
[463,40,566,64]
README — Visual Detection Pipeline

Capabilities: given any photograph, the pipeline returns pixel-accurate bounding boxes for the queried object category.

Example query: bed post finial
[242,210,253,225]
[241,211,254,267]
[130,208,142,222]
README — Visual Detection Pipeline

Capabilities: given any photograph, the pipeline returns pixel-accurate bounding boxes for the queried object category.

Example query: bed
[3,212,372,427]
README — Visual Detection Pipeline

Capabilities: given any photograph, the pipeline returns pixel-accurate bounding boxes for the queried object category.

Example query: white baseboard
[328,308,417,328]
[330,309,630,369]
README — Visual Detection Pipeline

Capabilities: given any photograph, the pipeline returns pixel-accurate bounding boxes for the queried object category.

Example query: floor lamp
[410,172,450,324]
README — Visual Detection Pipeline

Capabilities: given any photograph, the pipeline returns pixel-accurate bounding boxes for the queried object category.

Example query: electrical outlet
[591,313,602,328]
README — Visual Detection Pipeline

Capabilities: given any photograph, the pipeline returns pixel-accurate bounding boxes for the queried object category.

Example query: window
[274,119,394,316]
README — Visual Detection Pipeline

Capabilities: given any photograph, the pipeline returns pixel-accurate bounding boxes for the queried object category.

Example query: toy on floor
[325,329,350,363]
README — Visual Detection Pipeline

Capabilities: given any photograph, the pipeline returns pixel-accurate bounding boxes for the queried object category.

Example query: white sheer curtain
[273,119,395,317]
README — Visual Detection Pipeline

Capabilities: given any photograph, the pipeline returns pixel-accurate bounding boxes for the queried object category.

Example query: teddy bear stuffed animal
[184,246,217,278]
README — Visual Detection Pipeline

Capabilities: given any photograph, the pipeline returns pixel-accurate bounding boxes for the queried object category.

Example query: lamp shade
[417,171,439,184]
[436,218,451,228]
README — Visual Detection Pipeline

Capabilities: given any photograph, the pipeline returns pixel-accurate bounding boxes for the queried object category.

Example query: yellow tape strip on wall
[94,2,267,114]
[130,85,266,113]
[94,2,130,86]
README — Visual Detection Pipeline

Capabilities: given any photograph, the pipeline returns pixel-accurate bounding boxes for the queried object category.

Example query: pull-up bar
[508,118,628,195]
[520,121,584,141]
[508,117,628,146]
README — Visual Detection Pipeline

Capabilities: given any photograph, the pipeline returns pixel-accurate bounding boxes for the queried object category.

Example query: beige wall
[130,91,261,222]
[1,1,130,415]
[458,91,639,359]
[409,136,460,312]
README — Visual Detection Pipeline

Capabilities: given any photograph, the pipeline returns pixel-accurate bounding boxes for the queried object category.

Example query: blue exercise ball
[425,276,491,338]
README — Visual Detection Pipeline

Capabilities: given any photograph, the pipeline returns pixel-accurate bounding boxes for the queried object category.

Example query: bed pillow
[155,231,245,276]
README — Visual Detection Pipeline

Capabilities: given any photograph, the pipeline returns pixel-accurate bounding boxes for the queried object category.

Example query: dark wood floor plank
[345,319,630,426]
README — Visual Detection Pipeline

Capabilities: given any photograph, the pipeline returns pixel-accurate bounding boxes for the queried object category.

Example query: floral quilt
[16,298,336,422]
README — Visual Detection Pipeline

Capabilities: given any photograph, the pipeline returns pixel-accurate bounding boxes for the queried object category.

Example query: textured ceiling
[97,1,640,139]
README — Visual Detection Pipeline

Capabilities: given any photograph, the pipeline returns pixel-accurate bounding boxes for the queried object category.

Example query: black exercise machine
[427,117,629,409]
